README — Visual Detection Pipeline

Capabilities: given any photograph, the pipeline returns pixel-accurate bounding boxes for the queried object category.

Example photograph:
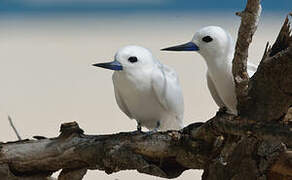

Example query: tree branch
[232,0,261,114]
[0,122,207,179]
[207,114,292,148]
[0,115,292,180]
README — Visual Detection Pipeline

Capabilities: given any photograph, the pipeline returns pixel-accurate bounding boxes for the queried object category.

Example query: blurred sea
[0,0,291,14]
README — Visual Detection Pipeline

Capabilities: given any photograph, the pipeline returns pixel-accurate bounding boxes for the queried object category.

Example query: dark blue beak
[93,60,123,71]
[161,42,199,51]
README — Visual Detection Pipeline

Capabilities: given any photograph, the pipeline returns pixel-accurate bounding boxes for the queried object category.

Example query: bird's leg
[137,122,142,132]
[154,121,160,132]
[145,121,160,135]
[129,122,142,135]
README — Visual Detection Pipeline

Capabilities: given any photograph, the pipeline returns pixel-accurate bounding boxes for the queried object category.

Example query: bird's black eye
[202,36,213,43]
[128,56,138,63]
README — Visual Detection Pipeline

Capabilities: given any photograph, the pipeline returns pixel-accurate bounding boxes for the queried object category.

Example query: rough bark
[0,116,291,180]
[1,2,292,180]
[232,0,262,115]
[0,122,206,180]
[271,151,292,177]
[201,8,292,180]
[245,17,292,121]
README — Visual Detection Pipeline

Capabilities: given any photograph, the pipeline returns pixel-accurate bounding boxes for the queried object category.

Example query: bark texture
[245,17,292,121]
[232,0,261,114]
[1,1,292,180]
[0,116,291,180]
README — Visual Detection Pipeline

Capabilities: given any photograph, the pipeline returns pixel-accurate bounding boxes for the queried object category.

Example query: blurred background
[0,0,291,179]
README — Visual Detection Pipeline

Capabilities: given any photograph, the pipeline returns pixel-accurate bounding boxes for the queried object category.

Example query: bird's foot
[145,128,158,136]
[129,130,142,135]
[129,123,143,135]
[145,121,160,136]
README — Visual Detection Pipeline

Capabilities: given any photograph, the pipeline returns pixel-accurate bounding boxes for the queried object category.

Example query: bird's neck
[204,52,234,79]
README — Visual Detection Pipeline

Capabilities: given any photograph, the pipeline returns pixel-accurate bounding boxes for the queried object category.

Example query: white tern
[161,26,257,115]
[93,45,184,131]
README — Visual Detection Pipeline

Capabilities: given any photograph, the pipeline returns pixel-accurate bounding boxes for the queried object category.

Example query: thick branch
[0,122,209,179]
[0,117,292,179]
[207,114,292,148]
[232,0,261,114]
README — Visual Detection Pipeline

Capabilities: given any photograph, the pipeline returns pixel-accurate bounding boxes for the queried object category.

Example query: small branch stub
[59,121,84,138]
[8,116,21,140]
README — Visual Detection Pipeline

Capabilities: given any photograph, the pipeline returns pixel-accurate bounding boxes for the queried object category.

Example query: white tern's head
[161,26,234,63]
[93,45,157,72]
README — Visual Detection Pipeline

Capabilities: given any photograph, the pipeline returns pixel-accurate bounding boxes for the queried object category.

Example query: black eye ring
[128,56,138,63]
[202,36,213,43]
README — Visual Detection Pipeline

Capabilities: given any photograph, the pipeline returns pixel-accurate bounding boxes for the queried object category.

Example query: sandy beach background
[0,10,289,179]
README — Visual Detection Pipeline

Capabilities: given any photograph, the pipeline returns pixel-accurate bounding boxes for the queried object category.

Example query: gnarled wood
[0,122,207,179]
[232,0,261,114]
[0,115,292,180]
[245,16,292,121]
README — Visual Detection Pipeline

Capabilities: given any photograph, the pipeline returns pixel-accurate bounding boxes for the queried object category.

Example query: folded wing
[151,63,184,127]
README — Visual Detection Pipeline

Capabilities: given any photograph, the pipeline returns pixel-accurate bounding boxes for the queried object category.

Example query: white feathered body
[162,26,258,115]
[112,62,184,130]
[206,51,257,115]
[187,26,258,115]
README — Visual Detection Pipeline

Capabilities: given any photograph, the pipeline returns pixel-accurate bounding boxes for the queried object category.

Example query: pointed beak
[161,42,199,51]
[92,60,123,71]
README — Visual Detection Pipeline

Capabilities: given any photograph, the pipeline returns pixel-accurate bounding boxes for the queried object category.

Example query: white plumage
[94,45,184,131]
[162,26,257,115]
